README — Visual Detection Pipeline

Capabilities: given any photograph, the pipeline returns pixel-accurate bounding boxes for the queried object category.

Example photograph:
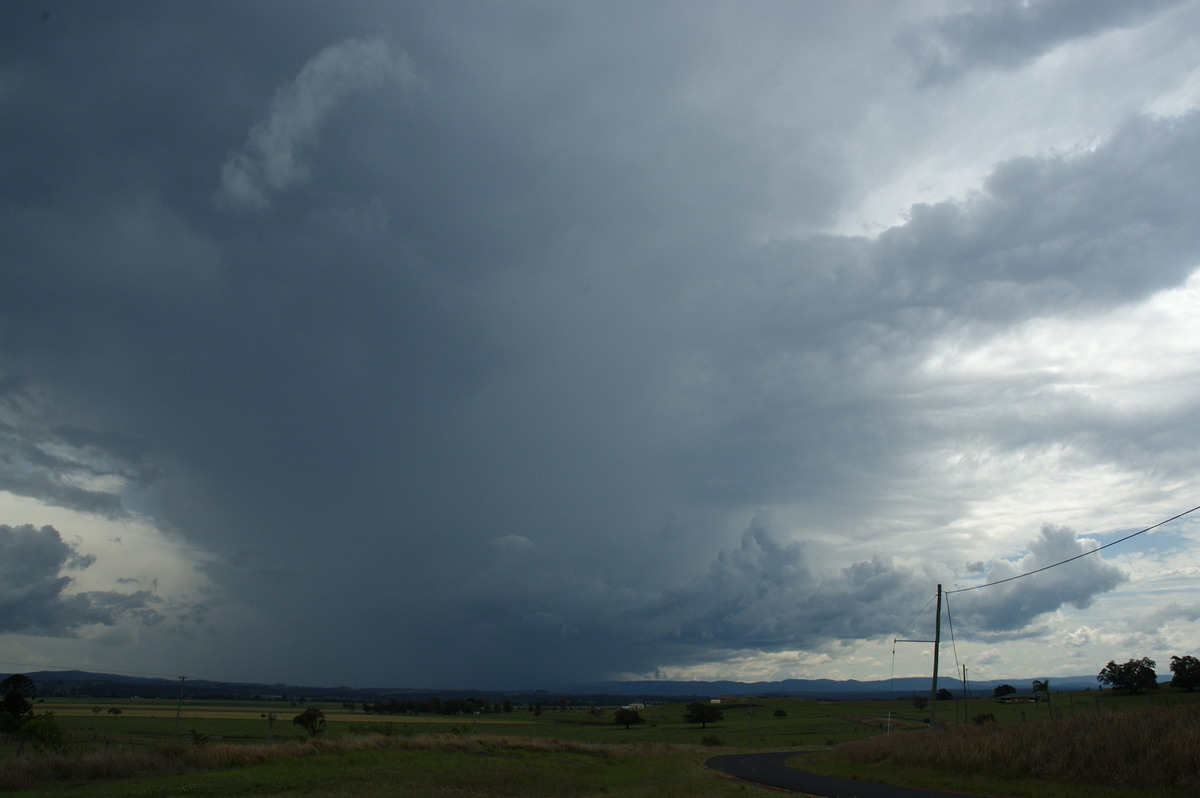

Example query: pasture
[2,687,1198,795]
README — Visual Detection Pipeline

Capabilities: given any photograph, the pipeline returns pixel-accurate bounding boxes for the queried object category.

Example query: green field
[3,687,1198,796]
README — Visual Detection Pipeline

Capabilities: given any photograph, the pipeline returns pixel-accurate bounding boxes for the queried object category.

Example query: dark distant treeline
[363,696,512,715]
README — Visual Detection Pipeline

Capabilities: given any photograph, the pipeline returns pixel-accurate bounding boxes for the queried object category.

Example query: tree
[682,702,723,729]
[18,712,67,754]
[1169,655,1200,691]
[292,707,326,737]
[912,696,929,710]
[613,708,645,729]
[1097,657,1158,694]
[993,684,1016,699]
[1032,679,1051,704]
[936,688,953,701]
[0,674,35,732]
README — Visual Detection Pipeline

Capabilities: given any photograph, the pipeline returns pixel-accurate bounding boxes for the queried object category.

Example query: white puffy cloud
[950,525,1128,634]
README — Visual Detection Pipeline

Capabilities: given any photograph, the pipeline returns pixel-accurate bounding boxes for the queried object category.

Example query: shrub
[19,713,67,754]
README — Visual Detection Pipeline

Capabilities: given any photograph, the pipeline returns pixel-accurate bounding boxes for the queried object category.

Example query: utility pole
[930,584,942,727]
[961,664,967,723]
[173,676,187,738]
[894,583,943,729]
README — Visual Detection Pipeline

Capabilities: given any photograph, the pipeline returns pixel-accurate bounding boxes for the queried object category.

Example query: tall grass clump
[825,704,1200,791]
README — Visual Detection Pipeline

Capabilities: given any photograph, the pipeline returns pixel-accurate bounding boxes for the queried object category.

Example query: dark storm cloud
[0,383,156,518]
[1,1,1198,686]
[218,36,425,211]
[0,524,157,634]
[908,0,1188,84]
[644,519,929,649]
[437,517,933,681]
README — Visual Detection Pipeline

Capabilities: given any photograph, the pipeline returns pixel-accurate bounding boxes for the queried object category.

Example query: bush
[700,735,722,746]
[18,713,67,754]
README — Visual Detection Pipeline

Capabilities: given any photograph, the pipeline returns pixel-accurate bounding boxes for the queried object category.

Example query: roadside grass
[801,697,1200,798]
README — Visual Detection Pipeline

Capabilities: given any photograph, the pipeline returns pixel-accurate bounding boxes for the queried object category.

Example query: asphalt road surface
[706,750,988,798]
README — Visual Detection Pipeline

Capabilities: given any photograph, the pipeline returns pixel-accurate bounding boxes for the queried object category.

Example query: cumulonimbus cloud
[218,37,424,211]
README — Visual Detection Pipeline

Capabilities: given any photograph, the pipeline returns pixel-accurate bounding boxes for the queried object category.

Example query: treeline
[362,697,515,715]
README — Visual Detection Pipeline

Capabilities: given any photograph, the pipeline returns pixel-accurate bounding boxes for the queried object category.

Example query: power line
[946,504,1200,595]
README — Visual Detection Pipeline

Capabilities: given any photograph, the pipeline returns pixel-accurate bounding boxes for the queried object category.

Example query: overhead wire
[944,591,960,684]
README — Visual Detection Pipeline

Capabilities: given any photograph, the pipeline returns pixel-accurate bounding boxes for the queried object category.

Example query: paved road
[706,751,987,798]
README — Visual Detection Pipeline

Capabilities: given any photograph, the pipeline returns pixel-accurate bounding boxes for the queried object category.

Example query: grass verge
[799,703,1200,798]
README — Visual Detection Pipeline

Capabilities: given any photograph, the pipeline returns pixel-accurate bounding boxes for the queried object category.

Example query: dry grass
[0,732,693,792]
[826,704,1200,791]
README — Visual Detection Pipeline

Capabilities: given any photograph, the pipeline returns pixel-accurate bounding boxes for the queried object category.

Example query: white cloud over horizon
[2,0,1200,690]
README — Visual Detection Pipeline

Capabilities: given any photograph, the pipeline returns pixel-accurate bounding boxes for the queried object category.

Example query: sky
[2,0,1200,691]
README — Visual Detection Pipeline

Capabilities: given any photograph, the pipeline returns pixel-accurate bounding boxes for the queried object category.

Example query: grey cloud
[951,525,1127,634]
[873,113,1200,319]
[667,111,1200,517]
[0,524,153,635]
[908,0,1187,84]
[1148,601,1200,624]
[0,470,126,519]
[218,36,425,210]
[648,520,930,649]
[1,2,1197,686]
[439,518,933,683]
[0,385,156,518]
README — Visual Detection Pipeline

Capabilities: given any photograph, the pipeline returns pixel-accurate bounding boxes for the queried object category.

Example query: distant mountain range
[3,669,1106,703]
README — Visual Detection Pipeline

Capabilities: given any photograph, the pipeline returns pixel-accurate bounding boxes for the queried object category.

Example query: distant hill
[563,675,1103,700]
[3,669,1105,703]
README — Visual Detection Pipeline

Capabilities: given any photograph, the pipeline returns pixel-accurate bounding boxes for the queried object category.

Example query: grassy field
[802,688,1200,798]
[25,693,908,749]
[2,687,1198,795]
